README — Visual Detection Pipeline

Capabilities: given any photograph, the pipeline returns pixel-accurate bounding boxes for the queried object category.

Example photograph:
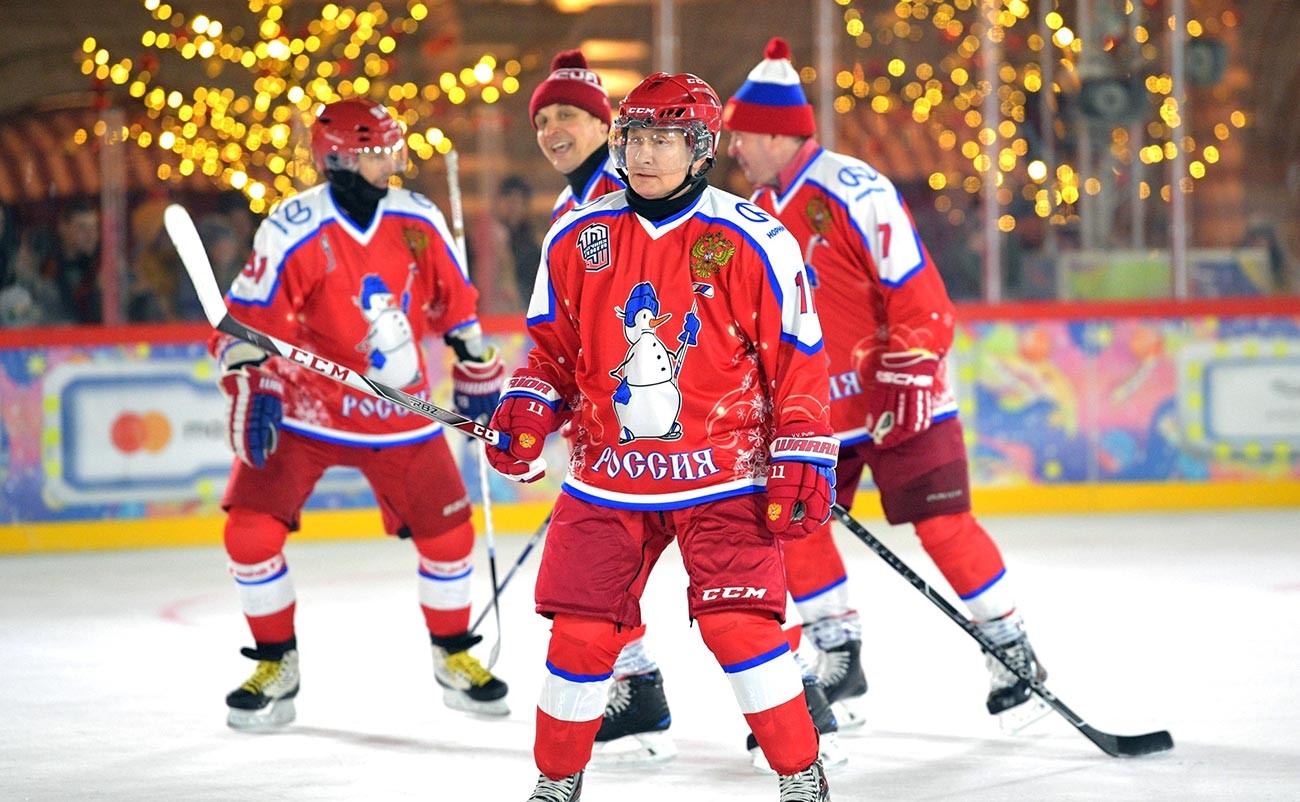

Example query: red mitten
[764,423,839,539]
[452,348,504,424]
[219,363,285,469]
[486,369,561,483]
[864,350,939,449]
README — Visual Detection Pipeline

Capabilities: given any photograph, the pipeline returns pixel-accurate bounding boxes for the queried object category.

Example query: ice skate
[748,678,847,774]
[778,758,830,801]
[526,769,583,801]
[591,669,678,766]
[432,632,509,717]
[815,638,868,730]
[985,634,1050,732]
[225,642,299,731]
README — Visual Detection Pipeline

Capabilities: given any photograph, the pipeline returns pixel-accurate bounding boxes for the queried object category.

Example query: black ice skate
[985,634,1050,732]
[778,758,831,801]
[432,632,509,717]
[748,677,847,774]
[591,669,677,765]
[815,638,868,730]
[225,640,299,731]
[526,769,583,801]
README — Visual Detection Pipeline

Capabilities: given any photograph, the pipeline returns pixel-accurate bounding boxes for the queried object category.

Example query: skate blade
[831,696,868,731]
[227,699,296,732]
[590,731,678,768]
[749,732,848,775]
[441,688,510,718]
[996,697,1052,734]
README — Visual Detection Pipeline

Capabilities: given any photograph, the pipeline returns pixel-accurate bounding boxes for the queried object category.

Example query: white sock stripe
[419,572,472,611]
[418,556,473,579]
[229,558,295,618]
[724,649,805,715]
[538,669,612,722]
[612,636,657,676]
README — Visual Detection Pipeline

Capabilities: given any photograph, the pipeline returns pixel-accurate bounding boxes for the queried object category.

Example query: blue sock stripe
[790,574,848,603]
[545,660,614,684]
[721,642,790,675]
[958,567,1007,600]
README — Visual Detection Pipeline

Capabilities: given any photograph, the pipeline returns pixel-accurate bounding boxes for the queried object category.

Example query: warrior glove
[485,369,560,483]
[865,350,939,449]
[452,347,504,424]
[764,423,839,539]
[218,342,284,469]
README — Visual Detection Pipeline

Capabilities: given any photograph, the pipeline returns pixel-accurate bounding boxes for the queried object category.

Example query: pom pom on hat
[529,49,612,128]
[722,37,816,137]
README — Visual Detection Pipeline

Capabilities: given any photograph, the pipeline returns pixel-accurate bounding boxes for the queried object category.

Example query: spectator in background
[39,197,102,324]
[1240,222,1292,293]
[0,202,50,327]
[127,197,203,322]
[496,175,542,309]
[200,190,257,290]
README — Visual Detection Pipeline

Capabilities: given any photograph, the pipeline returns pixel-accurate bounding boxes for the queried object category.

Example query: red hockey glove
[864,350,939,449]
[764,423,839,539]
[486,369,560,483]
[219,361,285,469]
[452,347,504,424]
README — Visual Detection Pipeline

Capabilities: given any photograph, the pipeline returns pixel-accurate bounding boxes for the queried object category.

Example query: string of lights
[78,0,522,213]
[826,0,1245,232]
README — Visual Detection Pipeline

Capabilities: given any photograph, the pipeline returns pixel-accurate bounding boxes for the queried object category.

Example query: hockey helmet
[609,73,721,174]
[310,98,407,174]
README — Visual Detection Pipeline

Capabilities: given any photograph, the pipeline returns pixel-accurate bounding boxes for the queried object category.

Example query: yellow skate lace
[445,651,495,688]
[241,660,282,695]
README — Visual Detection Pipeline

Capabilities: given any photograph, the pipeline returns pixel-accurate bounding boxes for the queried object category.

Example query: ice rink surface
[3,508,1299,801]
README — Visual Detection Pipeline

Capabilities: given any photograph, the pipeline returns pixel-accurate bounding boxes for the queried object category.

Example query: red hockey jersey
[548,155,626,221]
[215,183,480,446]
[525,185,832,510]
[751,142,956,445]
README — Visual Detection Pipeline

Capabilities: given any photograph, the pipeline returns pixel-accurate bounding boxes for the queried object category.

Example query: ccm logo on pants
[701,586,769,601]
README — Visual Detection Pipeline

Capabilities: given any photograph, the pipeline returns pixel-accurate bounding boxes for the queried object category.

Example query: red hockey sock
[696,610,818,776]
[224,508,295,644]
[412,520,475,637]
[782,521,848,601]
[535,614,636,779]
[915,512,1006,598]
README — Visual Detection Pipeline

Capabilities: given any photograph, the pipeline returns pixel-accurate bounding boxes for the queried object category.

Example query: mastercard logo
[110,411,173,454]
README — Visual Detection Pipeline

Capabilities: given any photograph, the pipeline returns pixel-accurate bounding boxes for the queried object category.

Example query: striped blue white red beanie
[722,37,816,137]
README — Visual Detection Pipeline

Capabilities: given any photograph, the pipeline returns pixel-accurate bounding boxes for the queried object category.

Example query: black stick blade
[1085,725,1175,757]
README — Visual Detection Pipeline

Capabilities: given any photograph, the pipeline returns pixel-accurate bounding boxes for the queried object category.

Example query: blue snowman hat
[621,282,660,326]
[358,274,393,310]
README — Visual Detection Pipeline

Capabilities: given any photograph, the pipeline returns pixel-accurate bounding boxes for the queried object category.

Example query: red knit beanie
[722,37,816,137]
[529,50,612,129]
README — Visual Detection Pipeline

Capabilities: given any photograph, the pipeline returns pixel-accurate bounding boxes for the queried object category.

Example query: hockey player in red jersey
[531,49,626,222]
[490,73,832,802]
[212,98,509,730]
[723,38,1048,727]
[529,49,680,766]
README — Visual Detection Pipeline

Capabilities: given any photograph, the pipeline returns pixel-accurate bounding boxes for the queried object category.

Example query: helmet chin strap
[619,159,713,223]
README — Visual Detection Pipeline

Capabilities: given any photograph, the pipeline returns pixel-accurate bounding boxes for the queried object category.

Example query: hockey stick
[830,504,1174,758]
[469,511,550,635]
[445,148,504,668]
[162,203,544,481]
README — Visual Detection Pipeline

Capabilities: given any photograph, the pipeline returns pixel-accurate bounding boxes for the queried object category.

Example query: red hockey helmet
[609,73,721,175]
[310,98,407,174]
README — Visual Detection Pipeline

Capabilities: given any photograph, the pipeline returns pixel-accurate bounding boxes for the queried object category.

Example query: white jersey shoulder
[804,149,924,285]
[698,185,821,352]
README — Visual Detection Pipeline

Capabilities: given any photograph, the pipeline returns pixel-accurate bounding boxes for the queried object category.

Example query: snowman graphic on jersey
[353,274,420,387]
[609,282,700,445]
